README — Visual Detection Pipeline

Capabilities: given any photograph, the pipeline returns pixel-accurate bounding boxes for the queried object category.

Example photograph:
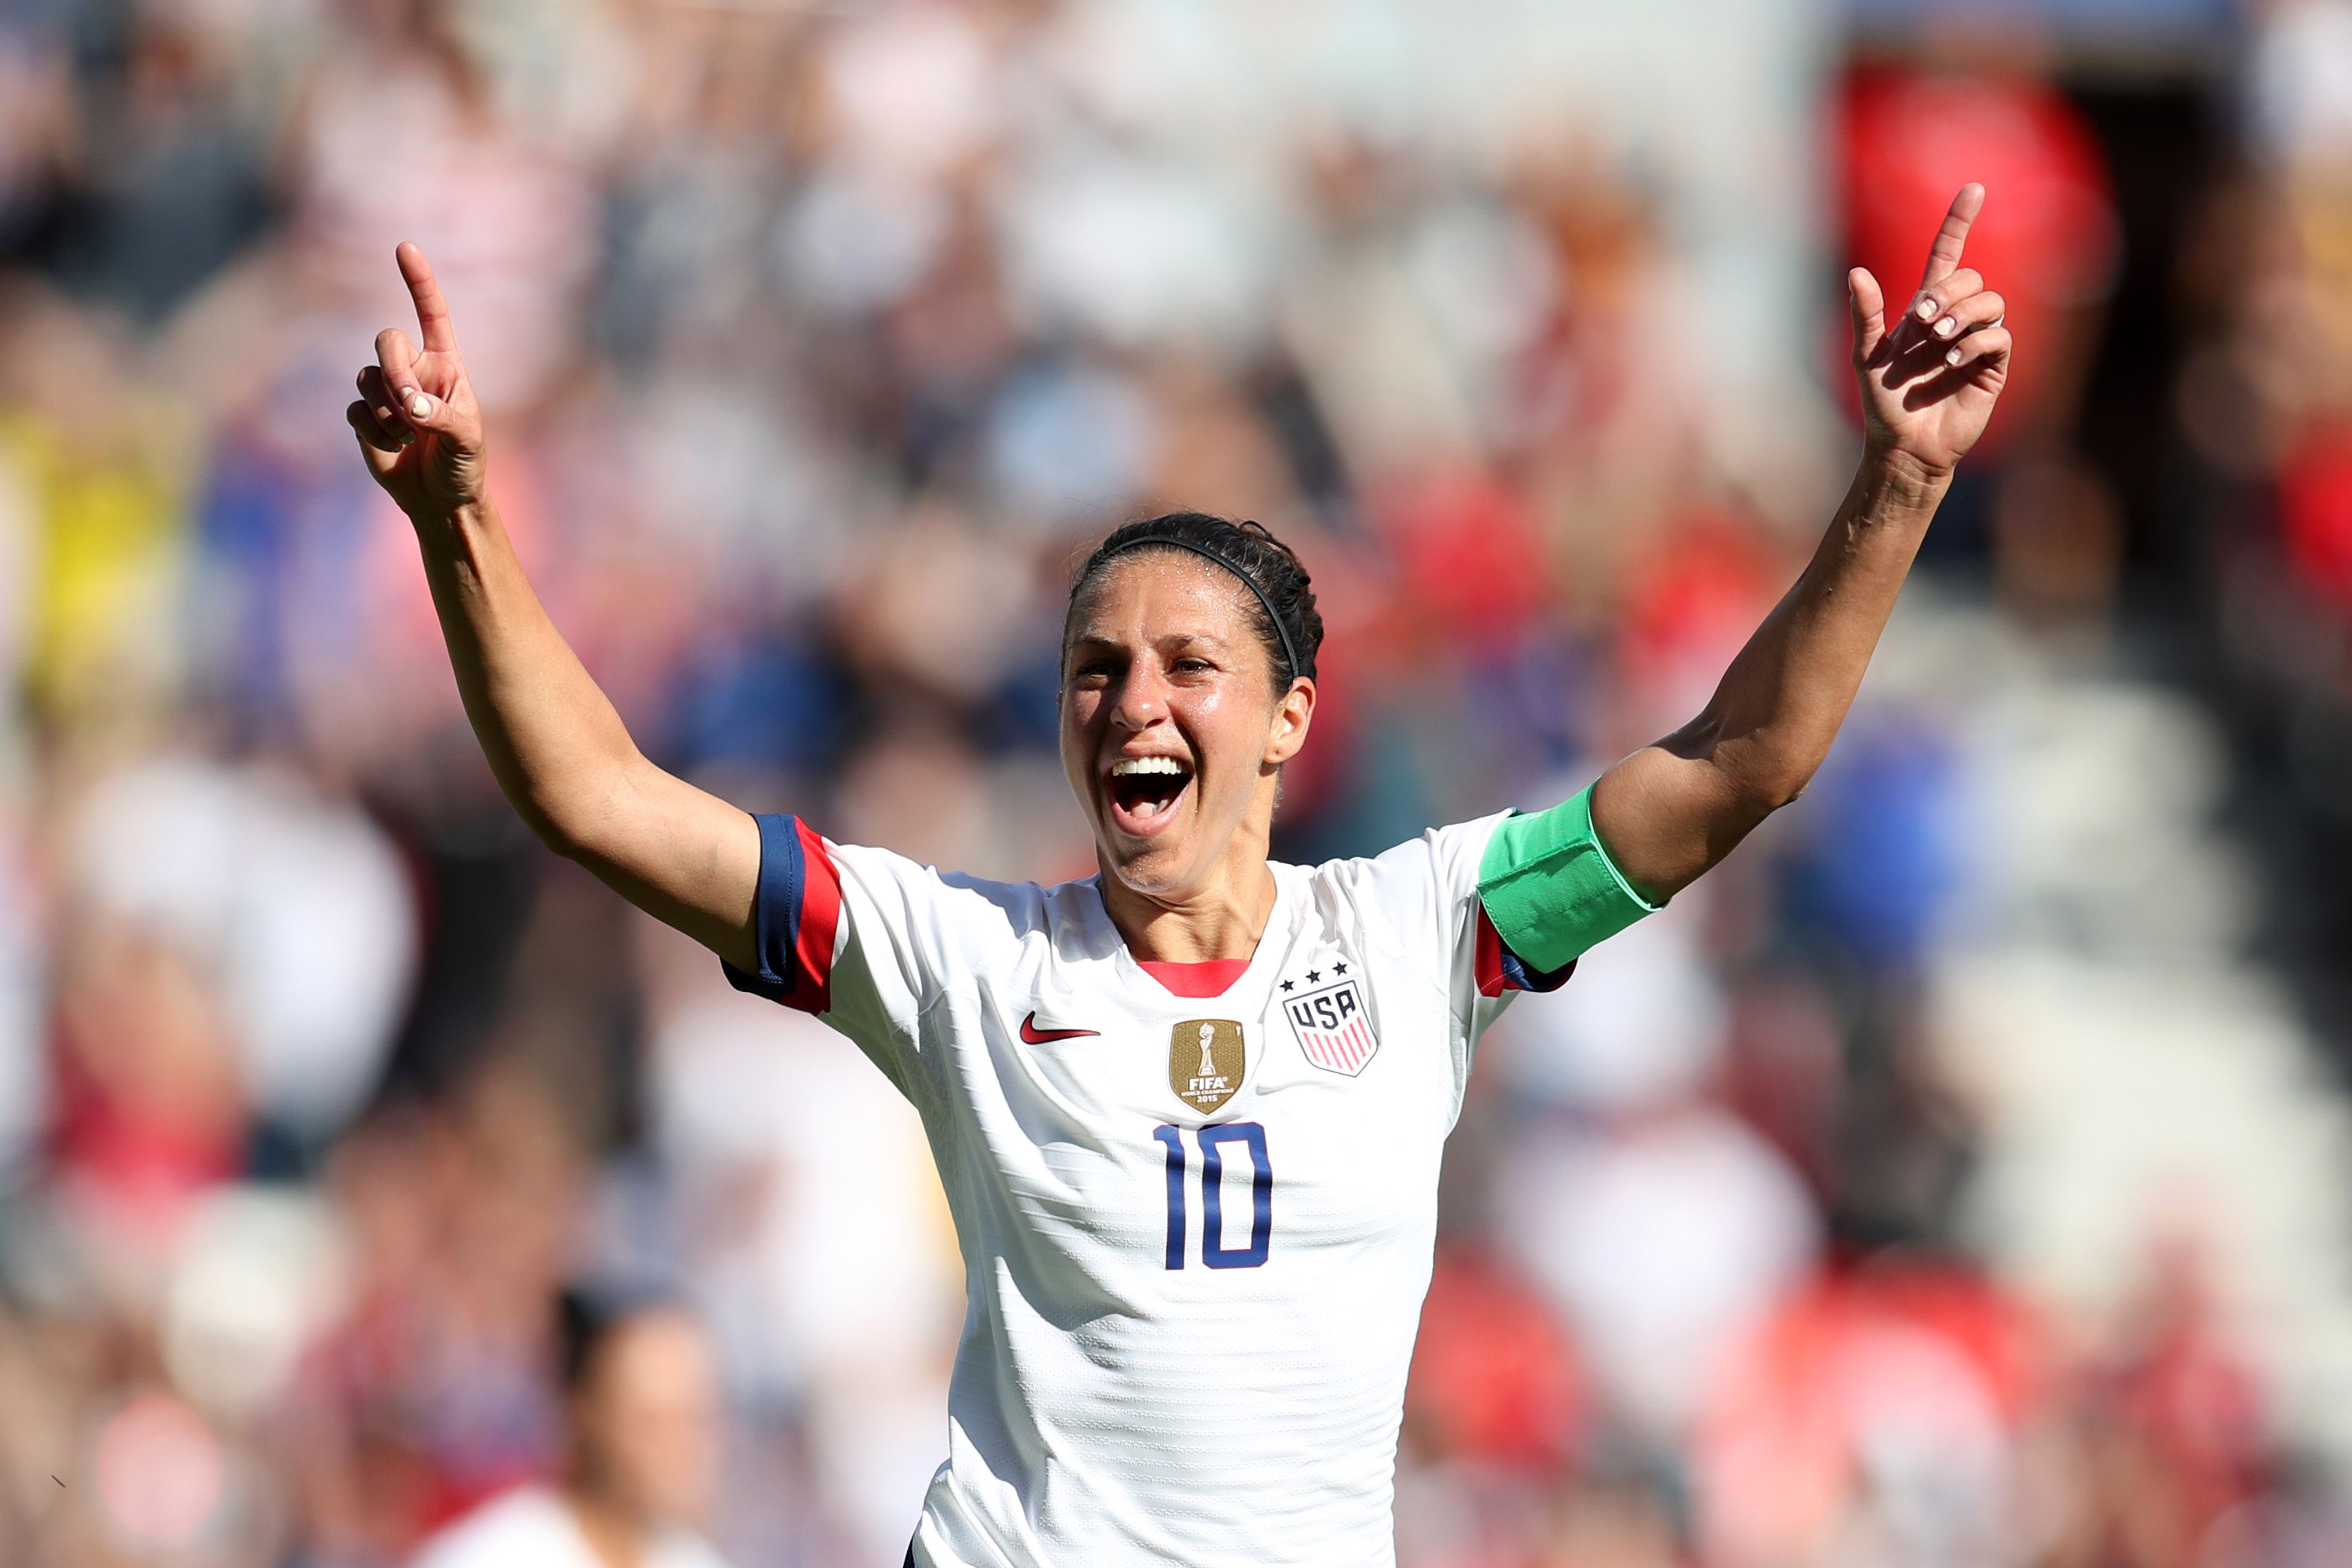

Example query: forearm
[354,247,759,963]
[1583,183,2005,906]
[1595,452,1950,896]
[413,499,638,844]
[1695,452,1947,805]
[412,499,758,960]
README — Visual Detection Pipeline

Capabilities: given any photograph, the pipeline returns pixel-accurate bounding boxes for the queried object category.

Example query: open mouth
[1104,755,1194,836]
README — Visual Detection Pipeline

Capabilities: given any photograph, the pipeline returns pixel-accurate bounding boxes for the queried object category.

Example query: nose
[1109,661,1171,734]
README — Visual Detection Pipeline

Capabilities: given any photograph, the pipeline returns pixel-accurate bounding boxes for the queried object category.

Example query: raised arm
[1592,183,2011,901]
[347,243,760,968]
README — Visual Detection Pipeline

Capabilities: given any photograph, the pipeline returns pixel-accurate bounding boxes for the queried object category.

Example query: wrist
[407,491,491,528]
[1856,446,1953,514]
[407,494,498,559]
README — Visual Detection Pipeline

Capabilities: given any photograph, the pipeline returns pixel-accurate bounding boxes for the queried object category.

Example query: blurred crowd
[2,0,2351,1565]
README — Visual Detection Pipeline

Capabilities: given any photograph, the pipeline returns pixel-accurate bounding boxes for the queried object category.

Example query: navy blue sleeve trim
[1499,936,1575,994]
[721,812,806,1003]
[1475,902,1577,997]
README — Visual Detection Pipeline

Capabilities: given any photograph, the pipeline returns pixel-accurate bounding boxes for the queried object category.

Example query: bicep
[567,755,763,970]
[1591,739,1771,903]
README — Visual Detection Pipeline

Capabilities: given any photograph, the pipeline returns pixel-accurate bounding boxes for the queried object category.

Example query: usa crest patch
[1285,977,1377,1075]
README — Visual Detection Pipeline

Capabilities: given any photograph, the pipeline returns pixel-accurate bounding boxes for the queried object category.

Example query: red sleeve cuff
[1475,902,1577,999]
[721,814,842,1014]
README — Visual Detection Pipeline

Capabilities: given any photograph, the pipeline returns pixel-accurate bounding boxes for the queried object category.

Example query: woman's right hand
[346,242,487,520]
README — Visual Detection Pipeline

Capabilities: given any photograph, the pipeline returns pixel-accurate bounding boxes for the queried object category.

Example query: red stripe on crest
[1297,999,1379,1075]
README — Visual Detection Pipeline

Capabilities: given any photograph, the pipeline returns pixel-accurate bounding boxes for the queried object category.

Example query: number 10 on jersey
[1152,1123,1272,1269]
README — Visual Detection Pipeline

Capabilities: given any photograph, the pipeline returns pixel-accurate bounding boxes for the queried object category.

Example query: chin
[1097,834,1204,900]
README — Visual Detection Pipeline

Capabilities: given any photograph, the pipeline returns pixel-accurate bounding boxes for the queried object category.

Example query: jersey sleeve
[718,812,951,1101]
[1474,784,1663,976]
[1346,791,1660,1081]
[1333,814,1568,1087]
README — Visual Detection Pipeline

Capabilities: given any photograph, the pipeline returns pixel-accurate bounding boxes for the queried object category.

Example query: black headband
[1100,534,1306,683]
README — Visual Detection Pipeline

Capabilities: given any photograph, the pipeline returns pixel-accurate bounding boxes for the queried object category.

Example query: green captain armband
[1476,784,1664,974]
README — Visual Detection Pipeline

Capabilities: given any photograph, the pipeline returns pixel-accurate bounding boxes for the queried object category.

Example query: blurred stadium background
[6,0,2352,1563]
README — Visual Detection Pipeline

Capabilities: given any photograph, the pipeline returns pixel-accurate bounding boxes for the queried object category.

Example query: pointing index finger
[1919,183,1985,289]
[396,241,458,354]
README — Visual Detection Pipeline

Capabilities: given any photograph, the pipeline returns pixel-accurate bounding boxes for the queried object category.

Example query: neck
[1098,836,1278,964]
[563,1482,645,1568]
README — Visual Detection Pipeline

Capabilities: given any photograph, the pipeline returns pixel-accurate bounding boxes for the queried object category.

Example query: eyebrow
[1064,631,1234,652]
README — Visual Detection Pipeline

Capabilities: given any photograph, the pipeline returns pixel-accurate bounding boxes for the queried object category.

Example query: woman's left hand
[1847,183,2011,480]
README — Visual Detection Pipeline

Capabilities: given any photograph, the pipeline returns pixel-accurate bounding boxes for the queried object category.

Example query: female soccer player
[347,186,2010,1566]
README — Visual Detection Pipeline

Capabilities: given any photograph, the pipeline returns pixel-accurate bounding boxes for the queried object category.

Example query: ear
[1264,677,1316,767]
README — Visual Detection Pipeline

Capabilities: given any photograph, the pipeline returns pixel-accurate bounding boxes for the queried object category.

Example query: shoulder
[828,837,1114,954]
[409,1488,582,1568]
[1305,811,1514,901]
[1279,814,1513,965]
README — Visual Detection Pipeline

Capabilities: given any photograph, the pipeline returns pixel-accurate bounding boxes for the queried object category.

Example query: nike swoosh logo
[1020,1011,1101,1044]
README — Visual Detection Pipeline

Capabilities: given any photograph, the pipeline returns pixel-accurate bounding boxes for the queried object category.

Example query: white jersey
[408,1485,732,1568]
[724,811,1572,1567]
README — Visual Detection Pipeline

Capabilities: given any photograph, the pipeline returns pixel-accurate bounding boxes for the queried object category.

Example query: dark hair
[555,1281,684,1394]
[1066,512,1323,690]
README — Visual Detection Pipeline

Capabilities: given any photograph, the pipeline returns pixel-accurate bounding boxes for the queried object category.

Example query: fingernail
[408,393,432,418]
[1945,347,1963,367]
[1916,298,1938,320]
[1934,316,1957,338]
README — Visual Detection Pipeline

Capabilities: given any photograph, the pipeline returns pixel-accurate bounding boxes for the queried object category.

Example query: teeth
[1111,757,1186,778]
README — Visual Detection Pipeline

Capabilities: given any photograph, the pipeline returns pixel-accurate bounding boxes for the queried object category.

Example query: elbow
[514,793,585,859]
[1697,724,1821,820]
[1667,716,1809,814]
[517,758,645,868]
[510,774,609,863]
[1718,758,1814,821]
[1750,769,1813,814]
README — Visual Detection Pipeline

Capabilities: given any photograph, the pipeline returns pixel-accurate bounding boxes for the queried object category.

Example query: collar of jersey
[1091,862,1303,1004]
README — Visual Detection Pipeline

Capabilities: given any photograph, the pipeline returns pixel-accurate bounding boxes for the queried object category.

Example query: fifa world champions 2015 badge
[1286,975,1377,1075]
[1170,1020,1246,1113]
